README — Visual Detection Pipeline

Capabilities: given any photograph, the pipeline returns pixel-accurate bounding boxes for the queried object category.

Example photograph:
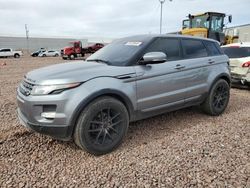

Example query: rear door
[181,39,221,103]
[135,37,188,112]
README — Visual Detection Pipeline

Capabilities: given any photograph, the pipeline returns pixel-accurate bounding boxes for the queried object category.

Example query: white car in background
[38,50,60,57]
[222,43,250,87]
[0,48,23,58]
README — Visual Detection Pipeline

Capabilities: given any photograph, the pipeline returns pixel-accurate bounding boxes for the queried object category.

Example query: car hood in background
[25,61,136,85]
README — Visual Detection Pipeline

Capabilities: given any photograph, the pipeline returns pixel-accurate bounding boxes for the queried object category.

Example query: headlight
[31,83,81,95]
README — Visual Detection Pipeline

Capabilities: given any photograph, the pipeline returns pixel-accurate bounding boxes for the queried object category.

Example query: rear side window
[222,47,250,58]
[182,39,208,58]
[145,38,181,61]
[204,41,221,56]
[1,49,10,52]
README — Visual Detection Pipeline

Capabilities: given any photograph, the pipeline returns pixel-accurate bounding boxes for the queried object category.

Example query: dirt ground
[0,56,249,187]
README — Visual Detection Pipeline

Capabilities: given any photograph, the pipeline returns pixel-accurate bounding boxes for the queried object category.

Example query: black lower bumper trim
[17,109,72,141]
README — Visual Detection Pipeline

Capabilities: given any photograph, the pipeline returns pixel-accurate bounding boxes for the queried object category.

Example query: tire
[74,96,129,155]
[62,57,67,60]
[14,54,20,58]
[88,48,93,53]
[55,53,59,57]
[201,79,230,116]
[42,54,46,57]
[69,54,75,60]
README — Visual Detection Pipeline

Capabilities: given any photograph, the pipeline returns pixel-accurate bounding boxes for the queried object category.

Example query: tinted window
[204,41,221,56]
[145,38,181,61]
[182,39,208,58]
[1,49,10,52]
[222,47,250,58]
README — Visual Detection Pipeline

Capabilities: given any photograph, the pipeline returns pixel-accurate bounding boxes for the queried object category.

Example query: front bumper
[16,87,78,141]
[17,108,70,140]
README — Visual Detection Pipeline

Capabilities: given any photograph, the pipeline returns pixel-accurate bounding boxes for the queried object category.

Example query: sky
[0,0,249,42]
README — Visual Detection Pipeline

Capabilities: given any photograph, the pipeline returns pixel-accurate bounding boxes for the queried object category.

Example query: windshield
[182,19,190,29]
[222,47,250,58]
[191,15,209,29]
[87,38,149,66]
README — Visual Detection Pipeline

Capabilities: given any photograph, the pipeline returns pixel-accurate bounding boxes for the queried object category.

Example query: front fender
[67,77,137,137]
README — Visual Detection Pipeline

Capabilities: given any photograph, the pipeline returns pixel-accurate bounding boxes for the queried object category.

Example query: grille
[19,80,34,96]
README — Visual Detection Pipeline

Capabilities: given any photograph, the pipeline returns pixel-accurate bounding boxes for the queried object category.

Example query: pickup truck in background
[0,48,23,58]
[61,41,104,60]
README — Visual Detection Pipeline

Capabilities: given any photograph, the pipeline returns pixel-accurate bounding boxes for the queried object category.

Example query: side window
[2,49,11,52]
[204,41,221,56]
[182,39,208,58]
[145,38,181,61]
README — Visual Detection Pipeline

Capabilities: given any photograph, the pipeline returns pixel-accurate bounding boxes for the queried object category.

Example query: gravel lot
[0,56,249,187]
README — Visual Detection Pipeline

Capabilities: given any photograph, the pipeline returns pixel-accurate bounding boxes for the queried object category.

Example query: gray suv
[17,35,231,155]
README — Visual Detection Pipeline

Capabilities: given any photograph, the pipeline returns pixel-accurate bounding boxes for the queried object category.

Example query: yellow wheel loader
[181,12,237,45]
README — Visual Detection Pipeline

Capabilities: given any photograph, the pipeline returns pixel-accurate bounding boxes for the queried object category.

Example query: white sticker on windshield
[125,42,142,46]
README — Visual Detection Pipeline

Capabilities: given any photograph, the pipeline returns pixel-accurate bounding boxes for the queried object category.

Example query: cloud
[0,0,249,40]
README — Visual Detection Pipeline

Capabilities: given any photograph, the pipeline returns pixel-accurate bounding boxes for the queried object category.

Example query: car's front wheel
[201,79,230,116]
[74,96,129,155]
[69,54,75,60]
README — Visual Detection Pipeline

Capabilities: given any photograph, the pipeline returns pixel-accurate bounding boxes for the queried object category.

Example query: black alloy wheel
[201,79,230,116]
[74,97,129,155]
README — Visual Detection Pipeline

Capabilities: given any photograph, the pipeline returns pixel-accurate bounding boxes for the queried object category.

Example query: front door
[135,37,188,112]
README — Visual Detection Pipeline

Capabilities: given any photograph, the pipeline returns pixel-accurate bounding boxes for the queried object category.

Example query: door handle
[175,64,185,70]
[208,59,215,64]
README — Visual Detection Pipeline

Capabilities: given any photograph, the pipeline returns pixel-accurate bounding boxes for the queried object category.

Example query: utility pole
[159,0,172,34]
[25,24,29,53]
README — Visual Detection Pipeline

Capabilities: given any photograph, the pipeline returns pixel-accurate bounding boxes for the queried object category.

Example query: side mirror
[228,15,232,23]
[139,52,167,65]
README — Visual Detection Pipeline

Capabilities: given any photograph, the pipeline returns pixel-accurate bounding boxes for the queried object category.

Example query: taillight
[242,61,250,68]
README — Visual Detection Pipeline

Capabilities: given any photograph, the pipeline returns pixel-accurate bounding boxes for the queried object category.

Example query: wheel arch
[68,89,135,137]
[212,73,231,88]
[206,73,231,98]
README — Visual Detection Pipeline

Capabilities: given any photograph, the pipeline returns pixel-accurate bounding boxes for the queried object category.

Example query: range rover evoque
[17,34,231,155]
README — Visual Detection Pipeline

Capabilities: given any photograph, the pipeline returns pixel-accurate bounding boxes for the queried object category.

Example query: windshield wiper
[87,59,110,65]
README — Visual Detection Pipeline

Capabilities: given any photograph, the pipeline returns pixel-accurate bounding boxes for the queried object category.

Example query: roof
[225,23,250,29]
[192,12,226,17]
[120,34,218,43]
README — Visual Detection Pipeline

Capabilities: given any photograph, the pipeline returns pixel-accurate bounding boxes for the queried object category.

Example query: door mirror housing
[228,15,232,23]
[139,52,167,65]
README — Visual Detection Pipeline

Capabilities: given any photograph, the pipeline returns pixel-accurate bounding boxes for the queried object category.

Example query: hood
[64,46,74,50]
[25,61,135,85]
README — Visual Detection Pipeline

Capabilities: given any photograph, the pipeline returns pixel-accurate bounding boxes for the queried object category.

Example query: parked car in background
[222,43,250,87]
[17,35,231,155]
[31,48,46,57]
[39,50,60,57]
[0,48,23,58]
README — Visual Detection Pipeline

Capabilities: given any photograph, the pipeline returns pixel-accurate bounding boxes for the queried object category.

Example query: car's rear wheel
[201,79,230,116]
[42,54,46,57]
[74,97,129,155]
[14,54,20,58]
[55,53,59,57]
